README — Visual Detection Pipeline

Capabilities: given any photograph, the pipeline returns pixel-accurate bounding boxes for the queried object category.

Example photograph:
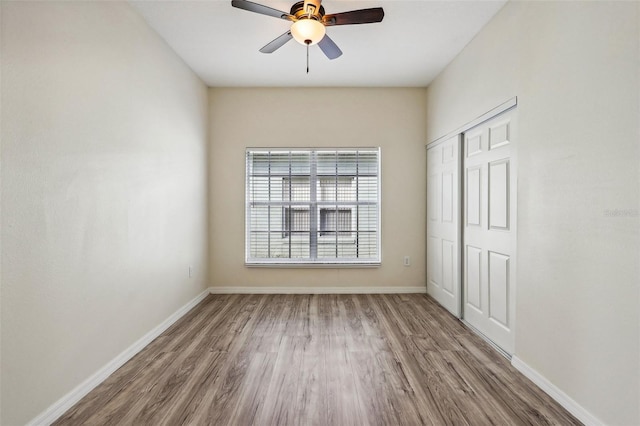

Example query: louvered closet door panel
[426,135,461,317]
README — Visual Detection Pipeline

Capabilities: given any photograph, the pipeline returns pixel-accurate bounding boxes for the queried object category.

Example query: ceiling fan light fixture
[290,18,325,45]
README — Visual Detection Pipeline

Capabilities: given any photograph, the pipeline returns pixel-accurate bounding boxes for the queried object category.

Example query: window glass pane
[338,239,357,258]
[265,176,282,202]
[319,178,336,202]
[317,233,337,259]
[249,231,269,258]
[357,205,378,231]
[283,207,310,235]
[267,232,287,259]
[358,151,378,175]
[249,176,270,202]
[248,152,269,174]
[250,206,269,231]
[269,206,284,231]
[338,178,355,202]
[357,231,378,258]
[289,232,310,258]
[317,151,336,175]
[283,177,310,202]
[268,152,291,175]
[290,151,311,175]
[318,177,354,203]
[319,208,352,235]
[357,176,378,202]
[337,151,357,176]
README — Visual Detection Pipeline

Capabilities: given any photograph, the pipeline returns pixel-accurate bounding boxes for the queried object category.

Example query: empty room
[1,1,638,425]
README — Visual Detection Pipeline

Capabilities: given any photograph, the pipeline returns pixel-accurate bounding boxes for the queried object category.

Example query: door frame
[426,96,518,353]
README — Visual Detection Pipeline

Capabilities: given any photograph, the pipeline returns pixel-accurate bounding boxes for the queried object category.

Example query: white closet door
[463,109,517,354]
[426,135,461,317]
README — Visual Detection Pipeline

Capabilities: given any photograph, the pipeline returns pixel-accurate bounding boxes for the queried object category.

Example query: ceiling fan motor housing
[291,0,325,20]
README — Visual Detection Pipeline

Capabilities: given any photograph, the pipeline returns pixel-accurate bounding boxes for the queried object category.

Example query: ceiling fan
[231,0,384,69]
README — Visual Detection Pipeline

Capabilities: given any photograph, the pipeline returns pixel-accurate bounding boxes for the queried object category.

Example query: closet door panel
[426,135,461,317]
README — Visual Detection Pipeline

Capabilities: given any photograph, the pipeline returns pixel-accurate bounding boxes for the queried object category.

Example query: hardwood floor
[55,294,581,425]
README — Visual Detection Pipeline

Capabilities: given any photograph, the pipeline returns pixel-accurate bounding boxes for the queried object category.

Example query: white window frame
[245,148,382,267]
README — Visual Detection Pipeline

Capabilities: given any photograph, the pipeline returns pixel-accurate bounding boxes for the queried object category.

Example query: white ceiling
[131,0,506,87]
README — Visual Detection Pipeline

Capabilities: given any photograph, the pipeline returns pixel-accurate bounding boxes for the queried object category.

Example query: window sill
[245,261,381,269]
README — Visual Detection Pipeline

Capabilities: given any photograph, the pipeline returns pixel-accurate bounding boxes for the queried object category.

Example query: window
[246,148,381,265]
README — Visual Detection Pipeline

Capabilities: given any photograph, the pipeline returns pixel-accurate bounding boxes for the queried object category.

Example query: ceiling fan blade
[318,35,342,60]
[231,0,294,21]
[322,8,384,26]
[259,31,293,53]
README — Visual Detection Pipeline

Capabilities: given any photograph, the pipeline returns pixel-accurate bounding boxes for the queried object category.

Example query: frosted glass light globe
[291,19,326,45]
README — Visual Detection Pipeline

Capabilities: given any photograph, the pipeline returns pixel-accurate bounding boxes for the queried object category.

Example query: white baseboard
[208,286,427,294]
[27,289,210,426]
[511,356,602,426]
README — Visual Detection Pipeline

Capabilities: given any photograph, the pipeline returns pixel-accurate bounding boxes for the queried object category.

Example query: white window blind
[246,148,381,265]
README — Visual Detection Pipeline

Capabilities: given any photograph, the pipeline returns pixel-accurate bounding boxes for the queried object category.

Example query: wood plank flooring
[54,294,581,425]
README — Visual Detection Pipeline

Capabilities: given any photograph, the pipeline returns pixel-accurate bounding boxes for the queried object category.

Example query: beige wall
[426,2,639,425]
[209,88,427,290]
[0,2,209,424]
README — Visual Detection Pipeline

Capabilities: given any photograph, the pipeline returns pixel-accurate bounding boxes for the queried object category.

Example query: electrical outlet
[403,256,410,266]
[189,266,193,278]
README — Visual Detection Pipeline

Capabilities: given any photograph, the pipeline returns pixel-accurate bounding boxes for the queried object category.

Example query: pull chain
[306,8,313,74]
